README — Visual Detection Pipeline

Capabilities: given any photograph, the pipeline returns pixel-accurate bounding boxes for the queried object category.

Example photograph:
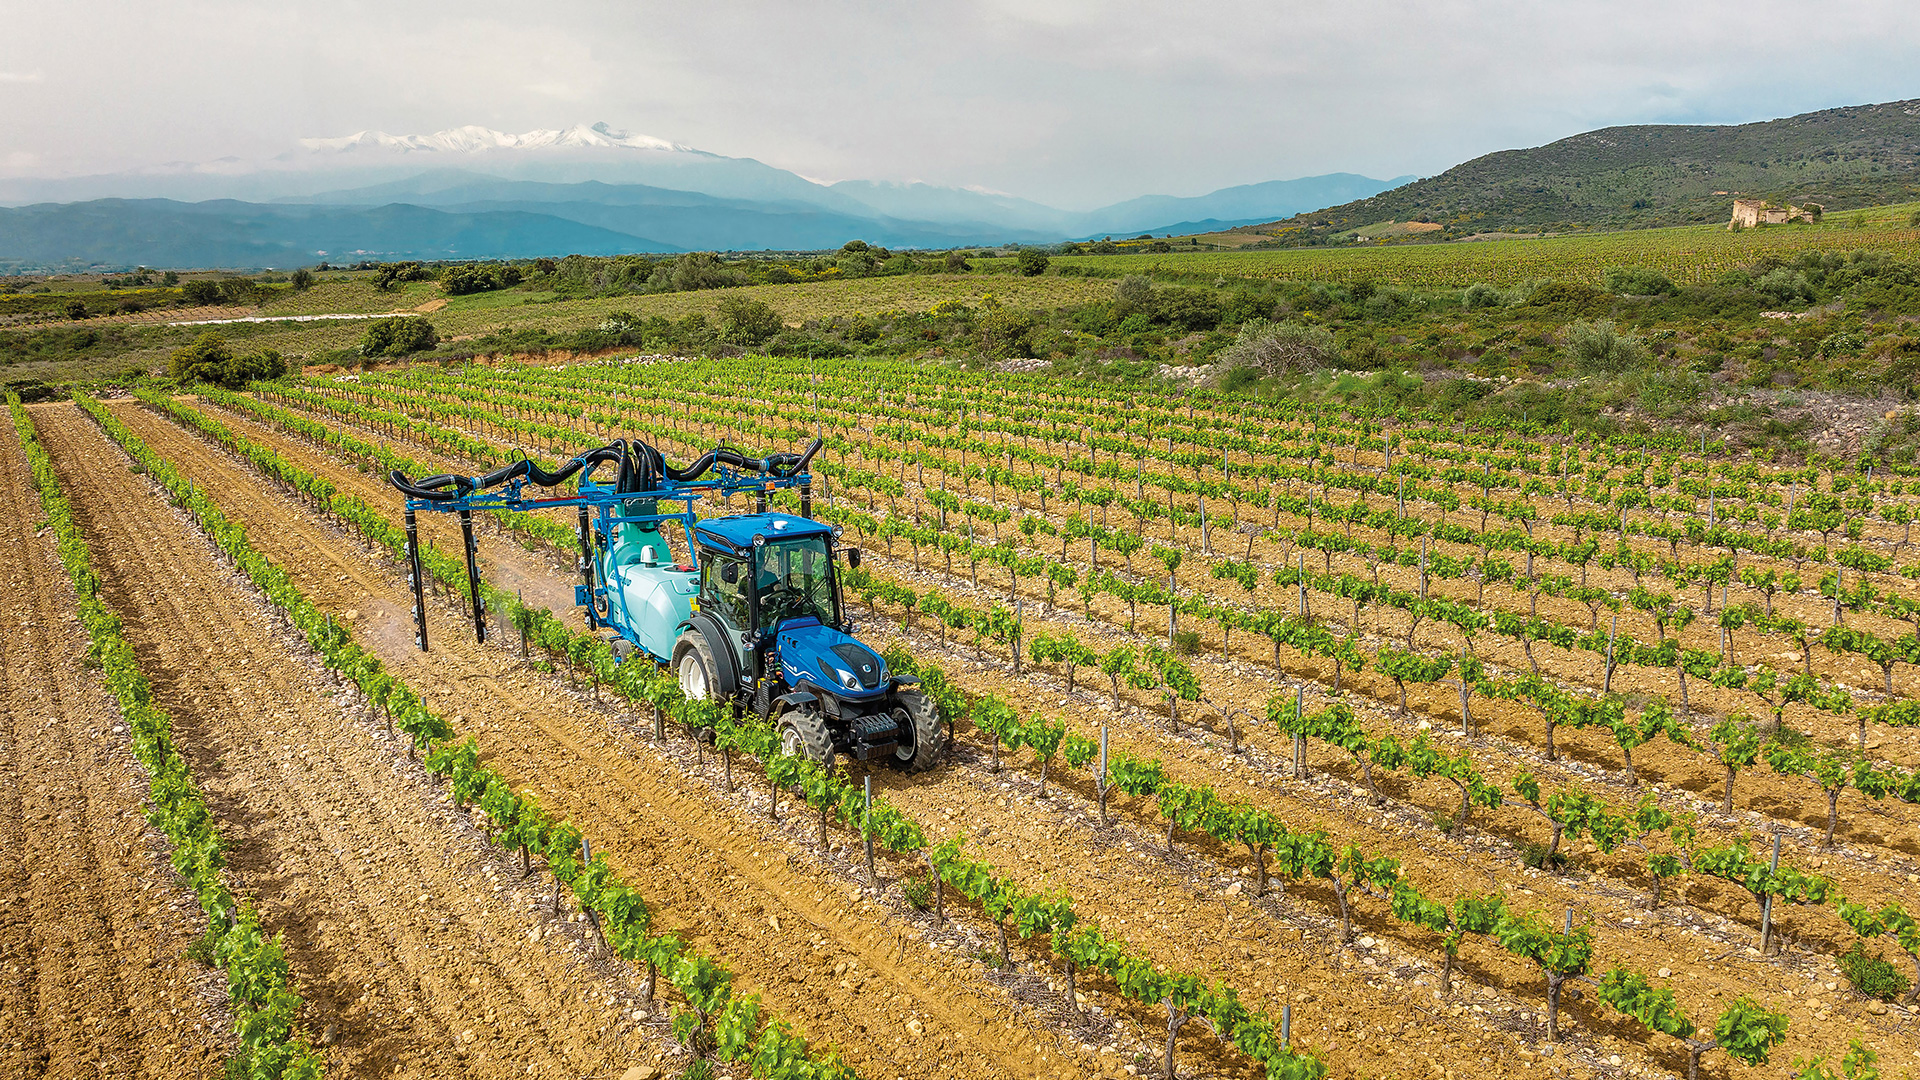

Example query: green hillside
[1246,99,1920,241]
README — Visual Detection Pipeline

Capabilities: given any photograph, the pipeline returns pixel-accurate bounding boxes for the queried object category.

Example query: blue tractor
[389,435,942,771]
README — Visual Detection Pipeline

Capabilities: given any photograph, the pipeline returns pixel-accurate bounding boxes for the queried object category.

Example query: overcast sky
[3,0,1918,209]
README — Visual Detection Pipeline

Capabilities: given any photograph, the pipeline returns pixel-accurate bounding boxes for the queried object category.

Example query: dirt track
[0,415,231,1078]
[33,402,708,1079]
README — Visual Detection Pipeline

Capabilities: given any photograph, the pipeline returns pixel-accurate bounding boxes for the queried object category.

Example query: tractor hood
[774,618,888,700]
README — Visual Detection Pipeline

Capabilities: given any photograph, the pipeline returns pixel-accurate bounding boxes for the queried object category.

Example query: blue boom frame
[392,439,820,654]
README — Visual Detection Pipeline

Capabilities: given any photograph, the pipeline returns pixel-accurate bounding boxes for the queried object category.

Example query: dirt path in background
[34,402,693,1079]
[103,399,1087,1080]
[0,415,229,1079]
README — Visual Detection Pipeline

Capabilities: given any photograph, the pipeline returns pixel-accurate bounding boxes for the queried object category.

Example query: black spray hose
[387,437,822,501]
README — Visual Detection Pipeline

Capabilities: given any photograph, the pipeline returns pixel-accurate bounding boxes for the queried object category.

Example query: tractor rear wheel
[777,704,834,767]
[673,630,722,701]
[889,688,942,773]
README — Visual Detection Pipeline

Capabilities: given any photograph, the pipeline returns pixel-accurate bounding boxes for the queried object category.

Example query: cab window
[703,555,750,628]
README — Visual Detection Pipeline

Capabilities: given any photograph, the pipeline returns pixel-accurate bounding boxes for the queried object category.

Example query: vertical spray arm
[458,506,486,644]
[577,505,598,630]
[405,507,429,652]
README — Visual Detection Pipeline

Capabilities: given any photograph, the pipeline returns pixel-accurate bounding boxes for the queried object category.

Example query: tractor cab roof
[693,513,832,555]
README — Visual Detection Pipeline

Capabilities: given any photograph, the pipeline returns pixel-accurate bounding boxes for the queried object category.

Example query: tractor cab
[672,513,932,768]
[685,514,883,702]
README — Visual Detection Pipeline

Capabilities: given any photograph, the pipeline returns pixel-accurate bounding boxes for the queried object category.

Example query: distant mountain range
[1247,99,1920,238]
[0,123,1412,271]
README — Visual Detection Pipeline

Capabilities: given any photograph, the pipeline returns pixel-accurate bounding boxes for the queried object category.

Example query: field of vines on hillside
[982,216,1920,288]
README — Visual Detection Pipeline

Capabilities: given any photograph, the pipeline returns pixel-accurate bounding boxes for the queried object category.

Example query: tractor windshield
[754,536,839,630]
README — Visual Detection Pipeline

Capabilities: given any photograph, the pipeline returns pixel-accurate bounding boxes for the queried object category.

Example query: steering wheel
[761,586,805,621]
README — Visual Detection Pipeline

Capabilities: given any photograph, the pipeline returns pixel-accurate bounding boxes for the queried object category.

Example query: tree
[1015,248,1049,276]
[289,268,315,291]
[169,332,234,384]
[361,316,439,357]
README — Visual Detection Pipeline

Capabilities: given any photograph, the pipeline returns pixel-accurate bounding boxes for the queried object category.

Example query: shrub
[1113,275,1153,313]
[1156,287,1222,331]
[62,299,87,320]
[717,296,783,346]
[372,262,432,291]
[289,268,314,291]
[1603,267,1678,296]
[1016,249,1050,277]
[168,332,233,384]
[1838,942,1910,1001]
[1216,319,1339,378]
[167,334,285,388]
[439,263,523,295]
[180,279,223,305]
[943,251,971,272]
[360,316,439,357]
[1566,319,1651,374]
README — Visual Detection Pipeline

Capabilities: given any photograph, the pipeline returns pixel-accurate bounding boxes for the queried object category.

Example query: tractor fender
[890,675,920,687]
[773,689,821,710]
[677,611,741,699]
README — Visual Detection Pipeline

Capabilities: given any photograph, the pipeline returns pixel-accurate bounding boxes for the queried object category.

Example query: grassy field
[982,201,1920,288]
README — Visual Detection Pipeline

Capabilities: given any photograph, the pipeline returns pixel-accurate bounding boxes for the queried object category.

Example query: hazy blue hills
[0,199,675,273]
[0,121,1413,269]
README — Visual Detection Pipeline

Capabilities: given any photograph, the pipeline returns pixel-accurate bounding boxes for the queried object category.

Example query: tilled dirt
[32,402,707,1079]
[101,399,1096,1079]
[1,416,232,1079]
[228,391,1920,1076]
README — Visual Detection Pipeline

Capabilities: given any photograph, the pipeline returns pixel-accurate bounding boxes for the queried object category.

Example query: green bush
[1838,942,1910,1001]
[1016,249,1050,277]
[717,295,783,346]
[167,332,286,388]
[1566,319,1651,374]
[1604,267,1678,296]
[181,279,223,305]
[360,316,439,357]
[439,263,524,295]
[168,332,233,384]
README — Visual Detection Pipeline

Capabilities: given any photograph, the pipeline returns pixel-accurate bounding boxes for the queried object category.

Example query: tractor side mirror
[846,547,862,569]
[720,561,739,585]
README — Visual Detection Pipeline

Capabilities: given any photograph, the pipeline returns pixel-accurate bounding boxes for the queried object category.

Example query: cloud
[0,71,45,83]
[0,1,1915,204]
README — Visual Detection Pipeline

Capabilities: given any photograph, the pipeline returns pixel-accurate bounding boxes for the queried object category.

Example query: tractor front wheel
[777,704,834,768]
[889,688,942,773]
[673,630,722,701]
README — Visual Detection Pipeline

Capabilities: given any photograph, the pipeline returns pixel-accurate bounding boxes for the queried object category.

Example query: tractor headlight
[819,658,862,691]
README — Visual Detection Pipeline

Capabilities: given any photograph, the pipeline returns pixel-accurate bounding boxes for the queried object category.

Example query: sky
[2,0,1918,209]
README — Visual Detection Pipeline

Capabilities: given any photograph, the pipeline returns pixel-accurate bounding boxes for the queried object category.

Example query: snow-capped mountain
[299,122,693,155]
